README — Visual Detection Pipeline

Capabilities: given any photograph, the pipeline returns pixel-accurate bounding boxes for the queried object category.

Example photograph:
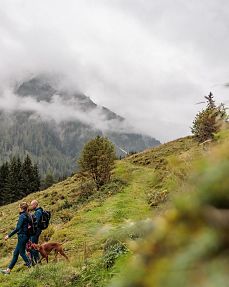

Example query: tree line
[0,155,40,206]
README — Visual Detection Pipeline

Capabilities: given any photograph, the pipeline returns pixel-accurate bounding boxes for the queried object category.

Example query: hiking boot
[31,260,36,267]
[24,262,34,267]
[0,269,10,275]
[23,261,32,268]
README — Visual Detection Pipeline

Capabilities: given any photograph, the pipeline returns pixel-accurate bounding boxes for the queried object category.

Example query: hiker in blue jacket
[30,200,43,264]
[1,202,31,274]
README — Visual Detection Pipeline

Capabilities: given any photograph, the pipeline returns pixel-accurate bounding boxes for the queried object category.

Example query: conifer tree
[20,154,34,196]
[0,162,9,205]
[7,156,22,202]
[32,163,41,192]
[0,155,41,205]
[42,172,55,190]
[191,92,227,142]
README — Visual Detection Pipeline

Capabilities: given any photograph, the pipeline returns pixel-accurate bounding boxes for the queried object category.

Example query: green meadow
[1,132,229,287]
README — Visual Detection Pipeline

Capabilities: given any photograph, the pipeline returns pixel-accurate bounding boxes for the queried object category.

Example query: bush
[99,178,127,197]
[103,239,128,269]
[76,178,127,205]
[147,189,169,207]
[57,198,73,211]
[60,210,74,222]
[40,225,55,242]
[77,180,97,204]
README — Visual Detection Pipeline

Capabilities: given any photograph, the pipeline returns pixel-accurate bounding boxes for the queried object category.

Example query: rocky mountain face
[0,76,160,177]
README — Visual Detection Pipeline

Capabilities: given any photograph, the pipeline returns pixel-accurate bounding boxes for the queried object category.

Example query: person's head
[30,200,39,211]
[19,202,29,213]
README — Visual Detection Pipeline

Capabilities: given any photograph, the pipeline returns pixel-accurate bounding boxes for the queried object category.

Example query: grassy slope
[111,130,229,287]
[0,136,200,286]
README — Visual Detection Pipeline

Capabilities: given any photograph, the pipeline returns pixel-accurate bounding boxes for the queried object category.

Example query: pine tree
[0,155,41,204]
[78,136,115,189]
[7,156,22,202]
[0,164,4,205]
[20,154,34,196]
[32,163,41,192]
[41,172,55,190]
[0,162,10,205]
[16,156,24,199]
[191,92,227,142]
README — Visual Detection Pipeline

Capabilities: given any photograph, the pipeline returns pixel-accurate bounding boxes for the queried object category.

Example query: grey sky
[0,0,229,142]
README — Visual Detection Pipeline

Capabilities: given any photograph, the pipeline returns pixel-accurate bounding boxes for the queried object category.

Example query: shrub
[99,178,127,197]
[40,225,55,242]
[76,178,127,207]
[147,189,169,207]
[60,210,74,222]
[57,199,73,210]
[103,239,128,269]
[77,180,97,204]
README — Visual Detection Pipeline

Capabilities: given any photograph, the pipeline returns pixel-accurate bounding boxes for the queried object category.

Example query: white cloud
[0,0,228,142]
[0,88,133,133]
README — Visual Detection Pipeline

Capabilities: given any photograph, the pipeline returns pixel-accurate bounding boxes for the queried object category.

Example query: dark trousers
[30,229,41,264]
[8,234,31,270]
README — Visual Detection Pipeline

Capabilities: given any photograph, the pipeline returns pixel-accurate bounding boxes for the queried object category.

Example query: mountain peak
[15,75,124,121]
[0,75,160,176]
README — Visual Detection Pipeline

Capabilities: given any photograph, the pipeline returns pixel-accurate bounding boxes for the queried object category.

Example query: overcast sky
[0,0,229,142]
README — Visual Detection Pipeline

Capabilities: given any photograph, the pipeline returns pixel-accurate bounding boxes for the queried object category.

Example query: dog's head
[31,243,40,250]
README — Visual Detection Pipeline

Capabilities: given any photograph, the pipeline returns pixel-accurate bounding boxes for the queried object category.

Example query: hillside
[0,132,229,286]
[0,76,160,177]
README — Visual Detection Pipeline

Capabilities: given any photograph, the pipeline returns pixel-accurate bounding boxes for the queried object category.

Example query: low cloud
[0,87,133,134]
[0,0,229,142]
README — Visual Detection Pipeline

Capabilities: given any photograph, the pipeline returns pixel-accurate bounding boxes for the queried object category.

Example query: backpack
[27,214,38,236]
[39,210,51,230]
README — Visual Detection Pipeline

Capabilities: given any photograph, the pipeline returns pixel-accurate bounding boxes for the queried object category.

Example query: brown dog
[31,242,69,263]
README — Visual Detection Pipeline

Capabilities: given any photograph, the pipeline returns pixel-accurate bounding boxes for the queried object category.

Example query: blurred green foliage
[111,130,229,287]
